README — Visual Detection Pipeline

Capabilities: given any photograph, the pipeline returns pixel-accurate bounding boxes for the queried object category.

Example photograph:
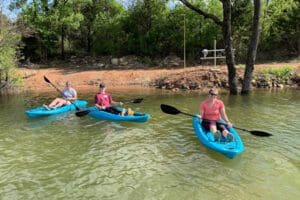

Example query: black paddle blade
[43,76,50,83]
[75,110,91,117]
[74,106,80,111]
[132,98,143,103]
[160,104,181,115]
[250,130,272,137]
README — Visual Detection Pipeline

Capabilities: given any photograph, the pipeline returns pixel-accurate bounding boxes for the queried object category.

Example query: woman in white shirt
[43,81,77,110]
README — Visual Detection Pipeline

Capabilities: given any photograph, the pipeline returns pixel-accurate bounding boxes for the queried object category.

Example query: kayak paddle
[75,98,144,117]
[160,104,272,137]
[43,76,81,111]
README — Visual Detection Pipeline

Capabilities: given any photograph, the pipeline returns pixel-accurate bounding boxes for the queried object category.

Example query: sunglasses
[209,93,218,96]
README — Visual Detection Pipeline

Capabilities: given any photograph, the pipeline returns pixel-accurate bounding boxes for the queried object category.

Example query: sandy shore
[19,62,300,93]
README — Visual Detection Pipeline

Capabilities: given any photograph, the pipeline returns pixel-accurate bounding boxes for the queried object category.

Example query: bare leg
[210,122,221,141]
[210,123,217,133]
[217,123,232,138]
[222,129,233,142]
[52,99,67,109]
[43,104,50,110]
[121,108,126,116]
[222,129,230,137]
[49,98,62,108]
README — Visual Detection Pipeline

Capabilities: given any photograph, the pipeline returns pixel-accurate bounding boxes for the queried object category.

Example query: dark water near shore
[0,89,299,200]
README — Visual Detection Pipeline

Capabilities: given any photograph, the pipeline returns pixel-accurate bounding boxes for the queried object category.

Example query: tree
[260,0,300,57]
[0,3,21,91]
[231,0,252,62]
[123,0,169,56]
[180,0,238,94]
[85,0,125,55]
[12,0,58,60]
[51,0,83,58]
[241,0,262,94]
[11,0,83,59]
[79,0,98,53]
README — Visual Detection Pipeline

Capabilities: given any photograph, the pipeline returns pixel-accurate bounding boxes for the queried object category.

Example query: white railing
[200,40,231,67]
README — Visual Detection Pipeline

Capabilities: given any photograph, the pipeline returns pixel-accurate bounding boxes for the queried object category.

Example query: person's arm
[110,95,123,106]
[95,103,105,110]
[220,106,232,127]
[111,101,123,106]
[198,103,204,119]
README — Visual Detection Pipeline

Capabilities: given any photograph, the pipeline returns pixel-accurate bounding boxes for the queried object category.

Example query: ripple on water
[0,91,299,199]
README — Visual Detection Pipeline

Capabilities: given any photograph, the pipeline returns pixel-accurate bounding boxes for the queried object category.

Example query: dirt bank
[19,62,300,93]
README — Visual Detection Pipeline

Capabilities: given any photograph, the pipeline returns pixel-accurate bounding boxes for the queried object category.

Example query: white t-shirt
[62,88,77,99]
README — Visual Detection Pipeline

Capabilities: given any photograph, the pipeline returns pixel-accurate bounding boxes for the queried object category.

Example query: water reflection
[26,113,73,128]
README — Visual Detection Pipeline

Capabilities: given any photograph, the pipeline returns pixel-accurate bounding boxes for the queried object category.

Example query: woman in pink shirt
[198,88,233,142]
[94,83,124,114]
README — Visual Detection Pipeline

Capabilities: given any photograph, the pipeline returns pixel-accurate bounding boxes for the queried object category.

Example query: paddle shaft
[179,111,235,128]
[48,81,63,94]
[160,104,272,137]
[198,118,252,133]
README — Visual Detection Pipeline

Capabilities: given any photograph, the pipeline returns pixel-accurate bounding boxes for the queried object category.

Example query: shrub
[260,66,293,79]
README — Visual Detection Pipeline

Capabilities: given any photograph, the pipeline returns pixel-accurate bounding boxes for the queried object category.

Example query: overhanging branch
[180,0,223,26]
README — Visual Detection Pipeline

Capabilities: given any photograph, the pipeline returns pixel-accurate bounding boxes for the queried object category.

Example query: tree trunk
[297,24,300,56]
[222,0,238,94]
[298,32,300,56]
[61,26,65,59]
[5,71,8,82]
[241,0,262,94]
[87,25,91,52]
[41,0,49,12]
[180,0,237,94]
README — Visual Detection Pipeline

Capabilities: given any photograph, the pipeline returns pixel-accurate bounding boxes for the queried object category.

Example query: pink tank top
[199,99,224,121]
[94,92,112,107]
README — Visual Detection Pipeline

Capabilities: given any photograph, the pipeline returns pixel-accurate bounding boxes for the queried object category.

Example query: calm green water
[0,89,299,200]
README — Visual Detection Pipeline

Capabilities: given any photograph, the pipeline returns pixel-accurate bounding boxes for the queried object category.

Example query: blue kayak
[192,116,244,159]
[25,100,88,118]
[87,107,150,123]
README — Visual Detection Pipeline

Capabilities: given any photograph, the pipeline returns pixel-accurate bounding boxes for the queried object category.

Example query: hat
[99,83,106,88]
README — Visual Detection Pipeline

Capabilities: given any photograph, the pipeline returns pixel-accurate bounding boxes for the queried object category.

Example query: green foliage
[16,0,84,59]
[232,0,253,62]
[8,0,300,62]
[9,69,23,86]
[236,64,245,69]
[0,14,21,87]
[260,0,300,56]
[91,1,127,55]
[232,0,300,61]
[260,66,293,79]
[140,56,153,65]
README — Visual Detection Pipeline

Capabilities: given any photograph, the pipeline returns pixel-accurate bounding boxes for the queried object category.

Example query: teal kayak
[87,107,150,123]
[25,100,88,118]
[192,116,244,159]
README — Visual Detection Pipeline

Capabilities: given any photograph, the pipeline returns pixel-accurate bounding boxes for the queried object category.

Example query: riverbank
[19,61,300,93]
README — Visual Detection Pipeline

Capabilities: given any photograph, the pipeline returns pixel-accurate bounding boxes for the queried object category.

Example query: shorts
[201,119,228,133]
[105,107,121,115]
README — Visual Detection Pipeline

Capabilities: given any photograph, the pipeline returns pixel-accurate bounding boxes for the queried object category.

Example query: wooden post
[214,39,216,67]
[184,14,186,69]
